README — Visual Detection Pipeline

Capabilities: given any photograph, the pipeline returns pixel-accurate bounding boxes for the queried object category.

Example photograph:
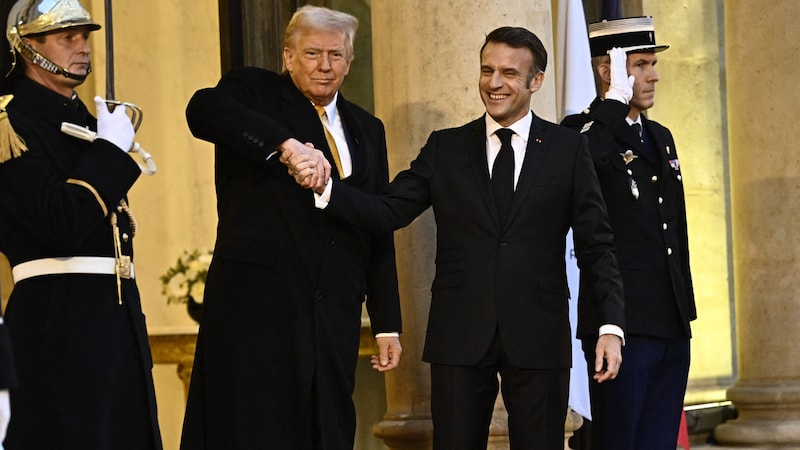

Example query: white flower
[185,265,200,281]
[161,248,214,305]
[168,272,189,299]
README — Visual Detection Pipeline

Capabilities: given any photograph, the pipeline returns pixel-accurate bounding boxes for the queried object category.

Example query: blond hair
[283,6,358,62]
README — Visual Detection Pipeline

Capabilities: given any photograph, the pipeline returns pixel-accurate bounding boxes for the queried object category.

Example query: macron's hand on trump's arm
[279,138,331,191]
[593,333,623,383]
[372,336,402,372]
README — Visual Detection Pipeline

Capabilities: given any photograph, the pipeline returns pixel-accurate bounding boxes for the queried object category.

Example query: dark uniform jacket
[323,113,624,370]
[0,279,16,426]
[0,310,15,390]
[181,67,401,450]
[0,78,161,449]
[562,98,696,340]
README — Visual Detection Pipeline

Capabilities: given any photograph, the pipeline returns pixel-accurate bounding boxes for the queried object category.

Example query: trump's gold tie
[315,105,345,178]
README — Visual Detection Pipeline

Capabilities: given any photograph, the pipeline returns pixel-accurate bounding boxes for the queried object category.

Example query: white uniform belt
[11,257,135,283]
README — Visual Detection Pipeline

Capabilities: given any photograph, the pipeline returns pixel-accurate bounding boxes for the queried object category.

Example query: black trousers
[582,335,690,450]
[430,330,569,450]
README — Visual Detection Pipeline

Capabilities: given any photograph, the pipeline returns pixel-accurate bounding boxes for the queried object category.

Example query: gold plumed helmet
[6,0,101,80]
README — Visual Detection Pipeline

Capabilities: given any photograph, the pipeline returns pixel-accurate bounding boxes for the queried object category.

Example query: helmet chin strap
[7,27,91,82]
[22,46,90,83]
[30,51,91,82]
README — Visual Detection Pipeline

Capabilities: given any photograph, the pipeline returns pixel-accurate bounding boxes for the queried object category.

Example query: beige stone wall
[713,0,800,446]
[725,0,800,380]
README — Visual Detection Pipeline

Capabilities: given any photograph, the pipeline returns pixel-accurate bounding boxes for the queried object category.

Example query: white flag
[556,0,596,120]
[556,0,596,421]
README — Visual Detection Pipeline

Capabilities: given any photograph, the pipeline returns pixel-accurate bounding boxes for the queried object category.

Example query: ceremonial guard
[562,17,696,450]
[0,0,161,448]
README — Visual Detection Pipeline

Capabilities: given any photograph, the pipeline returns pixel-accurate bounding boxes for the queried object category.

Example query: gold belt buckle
[116,255,132,279]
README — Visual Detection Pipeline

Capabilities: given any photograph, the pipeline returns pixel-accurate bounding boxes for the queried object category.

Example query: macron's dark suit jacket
[325,113,624,370]
[181,67,401,450]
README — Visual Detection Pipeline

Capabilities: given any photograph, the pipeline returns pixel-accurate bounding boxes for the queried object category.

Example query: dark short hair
[481,26,548,79]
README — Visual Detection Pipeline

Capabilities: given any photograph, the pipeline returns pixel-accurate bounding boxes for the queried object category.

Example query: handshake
[278,138,332,192]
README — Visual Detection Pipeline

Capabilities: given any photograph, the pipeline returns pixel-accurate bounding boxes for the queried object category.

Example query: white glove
[0,388,9,447]
[94,96,134,152]
[604,47,634,104]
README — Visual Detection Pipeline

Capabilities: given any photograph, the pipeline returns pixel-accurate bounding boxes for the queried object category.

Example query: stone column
[713,0,800,447]
[370,2,571,449]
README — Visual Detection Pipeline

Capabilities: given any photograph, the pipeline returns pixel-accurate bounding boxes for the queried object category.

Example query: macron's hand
[371,336,402,372]
[278,138,331,190]
[605,47,634,104]
[593,334,622,383]
[94,96,134,152]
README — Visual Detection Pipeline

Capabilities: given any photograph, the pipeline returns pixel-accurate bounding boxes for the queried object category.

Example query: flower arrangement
[160,248,213,305]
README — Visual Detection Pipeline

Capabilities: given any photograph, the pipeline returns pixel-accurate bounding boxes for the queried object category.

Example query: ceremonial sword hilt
[61,103,157,177]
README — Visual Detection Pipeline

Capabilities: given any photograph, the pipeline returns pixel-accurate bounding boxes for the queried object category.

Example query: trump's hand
[371,336,402,372]
[278,138,331,190]
[593,333,622,383]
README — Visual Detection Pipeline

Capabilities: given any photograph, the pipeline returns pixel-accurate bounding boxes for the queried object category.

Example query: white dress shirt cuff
[375,332,400,338]
[314,178,333,209]
[599,324,625,346]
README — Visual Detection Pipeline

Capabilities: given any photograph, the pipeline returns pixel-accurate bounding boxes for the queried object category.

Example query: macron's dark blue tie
[492,128,515,226]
